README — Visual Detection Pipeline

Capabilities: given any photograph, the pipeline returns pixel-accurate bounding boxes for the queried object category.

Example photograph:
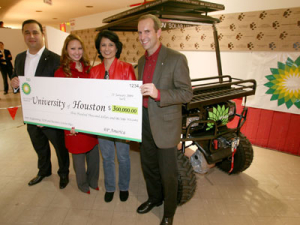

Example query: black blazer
[0,49,13,70]
[12,48,60,78]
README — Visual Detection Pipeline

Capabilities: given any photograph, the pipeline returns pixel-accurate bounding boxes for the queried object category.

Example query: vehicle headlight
[186,116,201,128]
[228,100,236,122]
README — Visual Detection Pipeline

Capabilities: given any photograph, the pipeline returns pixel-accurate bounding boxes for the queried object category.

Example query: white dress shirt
[24,46,45,77]
[0,49,6,65]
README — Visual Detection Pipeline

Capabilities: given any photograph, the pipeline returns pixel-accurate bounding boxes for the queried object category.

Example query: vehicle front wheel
[216,133,254,174]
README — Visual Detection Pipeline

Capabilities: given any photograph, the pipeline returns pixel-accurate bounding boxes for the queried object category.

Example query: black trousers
[27,125,69,177]
[140,107,178,217]
[0,65,11,93]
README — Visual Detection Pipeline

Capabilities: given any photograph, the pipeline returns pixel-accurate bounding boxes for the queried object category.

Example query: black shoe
[104,192,114,202]
[120,191,129,202]
[4,92,8,95]
[137,200,163,214]
[13,87,19,94]
[160,217,173,225]
[28,174,51,186]
[59,175,69,189]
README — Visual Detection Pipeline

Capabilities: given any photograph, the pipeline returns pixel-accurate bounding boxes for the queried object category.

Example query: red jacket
[89,58,136,80]
[54,62,98,154]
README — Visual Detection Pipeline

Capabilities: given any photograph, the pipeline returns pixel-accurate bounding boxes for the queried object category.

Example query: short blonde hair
[138,14,161,32]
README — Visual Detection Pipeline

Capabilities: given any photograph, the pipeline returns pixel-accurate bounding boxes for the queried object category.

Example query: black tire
[177,150,196,205]
[216,133,253,174]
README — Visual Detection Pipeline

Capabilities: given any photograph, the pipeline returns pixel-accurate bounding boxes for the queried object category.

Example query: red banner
[130,0,154,7]
[7,107,19,120]
[60,23,66,32]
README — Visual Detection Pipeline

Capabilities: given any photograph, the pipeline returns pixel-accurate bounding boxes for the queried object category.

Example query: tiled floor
[1,91,300,225]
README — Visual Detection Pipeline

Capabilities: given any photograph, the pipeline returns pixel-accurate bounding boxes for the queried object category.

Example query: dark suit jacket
[12,48,60,78]
[138,45,193,148]
[0,49,13,73]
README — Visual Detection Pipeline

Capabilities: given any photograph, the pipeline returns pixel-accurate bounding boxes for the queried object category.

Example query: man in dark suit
[0,42,13,95]
[136,14,193,225]
[11,19,69,189]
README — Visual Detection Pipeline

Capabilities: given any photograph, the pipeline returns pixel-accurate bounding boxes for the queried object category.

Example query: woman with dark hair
[90,30,136,202]
[55,34,99,194]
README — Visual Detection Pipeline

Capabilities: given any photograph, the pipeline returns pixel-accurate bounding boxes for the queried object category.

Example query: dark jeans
[98,137,130,192]
[0,65,12,93]
[27,125,70,177]
[140,107,178,217]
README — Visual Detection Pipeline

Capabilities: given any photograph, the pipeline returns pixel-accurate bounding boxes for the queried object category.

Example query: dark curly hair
[95,30,123,60]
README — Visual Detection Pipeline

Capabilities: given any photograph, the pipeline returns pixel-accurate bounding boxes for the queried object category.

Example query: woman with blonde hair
[55,34,99,194]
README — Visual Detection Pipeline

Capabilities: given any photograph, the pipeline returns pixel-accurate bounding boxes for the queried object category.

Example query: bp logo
[207,105,229,131]
[264,56,300,109]
[22,82,31,95]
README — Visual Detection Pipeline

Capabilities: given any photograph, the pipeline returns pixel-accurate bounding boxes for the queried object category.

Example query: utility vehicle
[96,0,256,205]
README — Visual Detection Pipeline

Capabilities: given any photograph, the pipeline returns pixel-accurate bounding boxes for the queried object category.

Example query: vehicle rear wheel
[216,133,253,174]
[177,150,196,205]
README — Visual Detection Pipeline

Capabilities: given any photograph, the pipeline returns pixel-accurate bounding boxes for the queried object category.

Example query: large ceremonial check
[19,77,143,142]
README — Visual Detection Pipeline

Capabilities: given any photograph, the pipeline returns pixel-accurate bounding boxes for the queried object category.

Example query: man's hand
[11,77,20,89]
[140,83,158,99]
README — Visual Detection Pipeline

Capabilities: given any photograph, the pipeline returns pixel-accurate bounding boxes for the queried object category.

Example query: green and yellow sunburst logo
[264,56,300,109]
[206,105,229,130]
[22,83,31,95]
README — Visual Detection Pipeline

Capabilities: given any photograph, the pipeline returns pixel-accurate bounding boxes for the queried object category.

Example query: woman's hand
[67,127,78,136]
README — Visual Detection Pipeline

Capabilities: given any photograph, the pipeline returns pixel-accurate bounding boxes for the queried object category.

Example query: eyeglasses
[104,71,109,79]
